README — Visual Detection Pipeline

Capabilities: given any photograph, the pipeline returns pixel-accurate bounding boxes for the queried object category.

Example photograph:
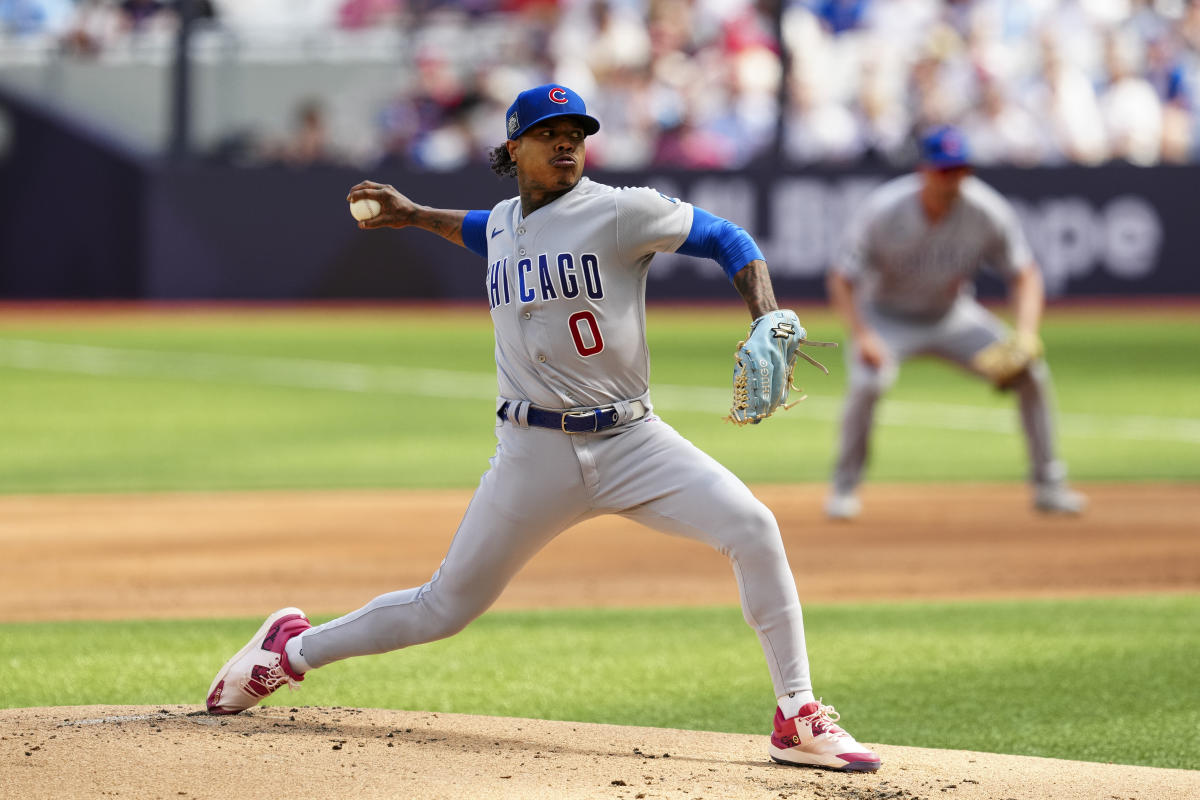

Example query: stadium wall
[1,87,1193,301]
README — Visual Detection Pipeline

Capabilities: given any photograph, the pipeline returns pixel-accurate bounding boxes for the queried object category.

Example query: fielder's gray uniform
[831,174,1065,494]
[299,178,812,698]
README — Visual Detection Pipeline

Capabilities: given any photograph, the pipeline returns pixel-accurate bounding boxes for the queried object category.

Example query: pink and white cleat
[206,607,311,715]
[769,700,882,772]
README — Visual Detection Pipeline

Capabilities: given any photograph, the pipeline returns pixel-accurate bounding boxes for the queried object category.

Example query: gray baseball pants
[832,296,1066,494]
[300,413,812,698]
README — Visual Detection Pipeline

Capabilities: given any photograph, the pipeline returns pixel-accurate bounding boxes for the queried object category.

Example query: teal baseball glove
[726,309,837,425]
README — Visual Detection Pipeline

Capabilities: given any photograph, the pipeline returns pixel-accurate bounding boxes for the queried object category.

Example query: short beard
[489,143,517,178]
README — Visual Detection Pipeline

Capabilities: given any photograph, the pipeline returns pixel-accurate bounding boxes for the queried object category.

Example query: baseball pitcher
[205,84,880,772]
[824,125,1086,520]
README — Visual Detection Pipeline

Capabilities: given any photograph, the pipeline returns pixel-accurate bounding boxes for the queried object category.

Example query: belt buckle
[561,409,600,434]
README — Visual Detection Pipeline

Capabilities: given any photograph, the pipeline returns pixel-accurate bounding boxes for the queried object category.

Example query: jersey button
[522,312,532,320]
[519,248,527,256]
[517,227,526,235]
[536,354,547,363]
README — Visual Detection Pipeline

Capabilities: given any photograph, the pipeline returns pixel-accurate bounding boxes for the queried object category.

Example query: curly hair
[489,142,517,178]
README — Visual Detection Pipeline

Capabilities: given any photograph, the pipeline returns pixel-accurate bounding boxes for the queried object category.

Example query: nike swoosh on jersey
[491,228,504,238]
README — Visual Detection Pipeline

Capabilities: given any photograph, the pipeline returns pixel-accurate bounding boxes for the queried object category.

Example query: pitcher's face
[509,118,588,194]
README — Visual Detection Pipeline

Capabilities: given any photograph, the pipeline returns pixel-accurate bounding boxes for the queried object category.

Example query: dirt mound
[3,705,1196,800]
[3,484,1197,798]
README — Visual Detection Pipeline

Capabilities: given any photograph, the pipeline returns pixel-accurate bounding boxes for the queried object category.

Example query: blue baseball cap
[505,84,600,140]
[919,125,971,168]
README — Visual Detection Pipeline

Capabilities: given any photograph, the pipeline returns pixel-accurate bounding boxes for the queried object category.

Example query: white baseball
[350,198,382,221]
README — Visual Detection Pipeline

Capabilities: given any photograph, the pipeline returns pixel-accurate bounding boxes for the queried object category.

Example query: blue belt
[498,402,625,433]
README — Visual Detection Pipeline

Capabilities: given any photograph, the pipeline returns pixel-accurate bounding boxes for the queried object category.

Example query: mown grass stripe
[3,338,1199,444]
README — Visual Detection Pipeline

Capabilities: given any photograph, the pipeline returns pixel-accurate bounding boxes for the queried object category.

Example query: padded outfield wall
[0,86,1190,301]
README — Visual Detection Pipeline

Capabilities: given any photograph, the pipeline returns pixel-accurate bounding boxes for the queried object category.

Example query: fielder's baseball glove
[727,309,838,425]
[971,332,1044,390]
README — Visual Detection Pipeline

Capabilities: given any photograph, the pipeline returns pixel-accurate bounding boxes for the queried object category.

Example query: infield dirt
[2,482,1198,799]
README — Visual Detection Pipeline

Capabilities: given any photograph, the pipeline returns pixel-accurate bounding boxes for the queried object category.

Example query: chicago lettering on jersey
[487,252,604,309]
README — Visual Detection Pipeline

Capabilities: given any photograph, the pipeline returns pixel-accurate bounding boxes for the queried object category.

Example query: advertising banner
[1,89,1194,301]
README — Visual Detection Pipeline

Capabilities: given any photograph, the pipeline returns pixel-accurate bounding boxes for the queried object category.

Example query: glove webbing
[726,338,838,423]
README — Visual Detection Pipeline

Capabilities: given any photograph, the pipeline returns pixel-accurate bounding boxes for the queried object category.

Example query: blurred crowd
[3,0,1199,169]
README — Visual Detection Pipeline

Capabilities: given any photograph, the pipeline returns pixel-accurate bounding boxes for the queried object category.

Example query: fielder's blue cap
[919,125,971,168]
[505,84,600,140]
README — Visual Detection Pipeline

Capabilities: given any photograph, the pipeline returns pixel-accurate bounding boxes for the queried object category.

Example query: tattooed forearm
[410,207,468,247]
[733,260,780,319]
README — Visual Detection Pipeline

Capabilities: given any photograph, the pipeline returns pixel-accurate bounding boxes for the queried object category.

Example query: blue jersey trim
[677,207,764,281]
[462,210,490,257]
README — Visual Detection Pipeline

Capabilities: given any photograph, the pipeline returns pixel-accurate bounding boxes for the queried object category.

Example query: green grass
[2,308,1194,772]
[2,595,1196,769]
[0,305,1197,492]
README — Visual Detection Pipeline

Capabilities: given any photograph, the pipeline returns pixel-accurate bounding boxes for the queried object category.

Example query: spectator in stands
[1098,29,1163,165]
[276,99,338,166]
[647,0,707,57]
[653,101,740,168]
[1183,0,1200,155]
[904,25,973,134]
[850,61,912,165]
[557,0,651,84]
[1027,32,1109,165]
[379,46,485,170]
[574,65,662,169]
[1145,33,1195,163]
[32,0,1200,168]
[60,0,123,56]
[1146,33,1192,108]
[859,0,939,55]
[550,0,654,167]
[958,70,1046,166]
[784,74,862,163]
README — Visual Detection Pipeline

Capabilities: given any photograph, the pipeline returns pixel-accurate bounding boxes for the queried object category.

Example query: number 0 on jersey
[568,310,605,357]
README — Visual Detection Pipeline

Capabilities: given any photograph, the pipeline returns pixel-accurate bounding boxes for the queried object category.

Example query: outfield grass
[2,595,1196,770]
[0,305,1197,492]
[1,310,1195,772]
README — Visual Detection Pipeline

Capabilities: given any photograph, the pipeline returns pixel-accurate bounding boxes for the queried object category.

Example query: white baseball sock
[777,690,816,719]
[284,632,311,674]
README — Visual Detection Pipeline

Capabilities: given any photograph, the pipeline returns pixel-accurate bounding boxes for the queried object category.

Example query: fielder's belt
[498,399,648,433]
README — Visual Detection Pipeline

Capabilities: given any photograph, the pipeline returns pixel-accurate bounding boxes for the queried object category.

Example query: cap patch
[548,87,569,104]
[507,112,520,138]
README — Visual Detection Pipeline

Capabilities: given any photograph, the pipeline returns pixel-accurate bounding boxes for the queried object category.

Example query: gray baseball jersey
[483,177,693,409]
[835,174,1032,318]
[829,173,1065,496]
[298,176,814,702]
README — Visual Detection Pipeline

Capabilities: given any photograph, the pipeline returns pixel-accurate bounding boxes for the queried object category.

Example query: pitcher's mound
[3,705,1196,800]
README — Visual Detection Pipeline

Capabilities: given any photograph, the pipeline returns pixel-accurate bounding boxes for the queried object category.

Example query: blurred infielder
[824,126,1086,520]
[206,84,880,772]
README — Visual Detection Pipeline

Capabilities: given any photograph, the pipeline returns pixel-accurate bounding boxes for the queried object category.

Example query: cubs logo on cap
[505,84,601,140]
[919,125,971,168]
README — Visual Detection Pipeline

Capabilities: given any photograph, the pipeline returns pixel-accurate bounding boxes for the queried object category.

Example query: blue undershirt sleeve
[675,207,765,282]
[461,210,490,257]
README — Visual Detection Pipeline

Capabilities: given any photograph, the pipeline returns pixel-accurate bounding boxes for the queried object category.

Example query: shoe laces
[801,700,848,739]
[249,663,301,698]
